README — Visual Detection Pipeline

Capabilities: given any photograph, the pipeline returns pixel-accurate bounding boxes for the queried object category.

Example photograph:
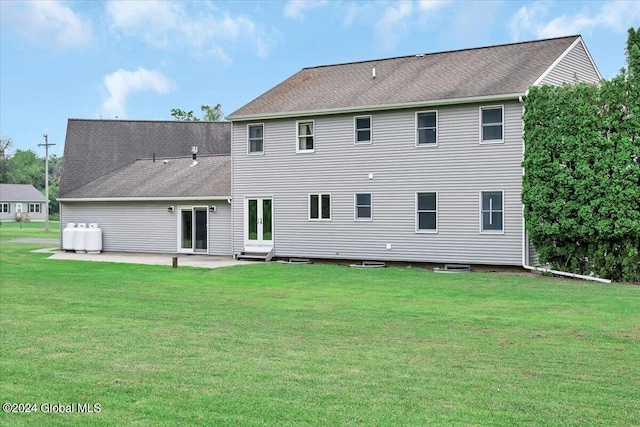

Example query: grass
[0,221,60,240]
[1,223,639,426]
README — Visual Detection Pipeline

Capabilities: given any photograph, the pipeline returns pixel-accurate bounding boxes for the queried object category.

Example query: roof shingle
[60,120,230,198]
[228,35,580,119]
[0,184,47,202]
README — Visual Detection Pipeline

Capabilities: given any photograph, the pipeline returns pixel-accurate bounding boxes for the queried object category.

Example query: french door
[179,207,208,253]
[245,197,273,246]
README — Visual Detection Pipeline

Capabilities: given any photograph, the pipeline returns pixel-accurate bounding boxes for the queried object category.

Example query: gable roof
[60,119,231,198]
[228,35,588,120]
[0,184,47,202]
[60,155,230,200]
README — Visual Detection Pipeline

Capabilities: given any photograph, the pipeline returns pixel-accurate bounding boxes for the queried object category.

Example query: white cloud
[102,69,172,118]
[377,1,414,50]
[105,0,275,61]
[283,0,329,20]
[417,0,452,12]
[0,0,92,49]
[510,0,640,41]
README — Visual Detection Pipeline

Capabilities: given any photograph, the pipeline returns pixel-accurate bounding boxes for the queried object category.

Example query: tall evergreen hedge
[522,28,640,282]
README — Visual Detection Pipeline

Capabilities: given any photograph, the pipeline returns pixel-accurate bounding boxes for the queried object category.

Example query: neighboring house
[58,120,231,254]
[0,184,48,222]
[226,35,601,266]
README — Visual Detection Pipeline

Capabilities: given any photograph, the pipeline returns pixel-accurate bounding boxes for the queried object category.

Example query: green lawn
[1,224,639,426]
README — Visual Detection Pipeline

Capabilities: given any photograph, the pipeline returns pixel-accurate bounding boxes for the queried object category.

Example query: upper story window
[354,193,372,221]
[416,192,437,232]
[416,111,437,146]
[354,116,372,144]
[480,191,504,233]
[29,203,41,213]
[309,194,331,220]
[480,106,503,143]
[0,203,9,213]
[297,120,314,152]
[248,124,264,154]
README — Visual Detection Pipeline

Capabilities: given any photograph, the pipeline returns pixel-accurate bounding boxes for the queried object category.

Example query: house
[0,183,48,222]
[58,120,231,254]
[58,35,601,267]
[226,35,601,266]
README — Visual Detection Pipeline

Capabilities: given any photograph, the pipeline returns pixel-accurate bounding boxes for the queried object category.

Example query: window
[248,124,264,154]
[416,111,437,146]
[309,194,331,220]
[355,193,372,220]
[354,116,372,144]
[0,203,9,213]
[416,192,437,232]
[29,203,41,213]
[297,120,314,152]
[481,191,503,232]
[480,106,503,143]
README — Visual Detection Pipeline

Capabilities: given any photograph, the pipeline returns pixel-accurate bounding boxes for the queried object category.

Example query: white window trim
[308,193,331,221]
[296,120,315,153]
[415,110,438,147]
[415,191,438,233]
[29,203,41,213]
[354,115,372,145]
[479,105,504,144]
[354,193,373,221]
[479,190,505,234]
[0,203,9,213]
[247,123,265,155]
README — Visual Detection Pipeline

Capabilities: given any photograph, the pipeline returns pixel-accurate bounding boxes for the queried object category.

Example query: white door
[245,197,273,246]
[179,207,208,253]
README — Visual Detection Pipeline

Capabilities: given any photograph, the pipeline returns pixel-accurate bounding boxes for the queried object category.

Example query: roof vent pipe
[191,146,198,167]
[372,67,376,79]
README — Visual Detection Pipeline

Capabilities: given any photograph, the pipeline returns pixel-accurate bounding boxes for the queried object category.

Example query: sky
[1,0,638,158]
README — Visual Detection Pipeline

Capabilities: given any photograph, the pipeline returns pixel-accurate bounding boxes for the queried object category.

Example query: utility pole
[37,134,55,232]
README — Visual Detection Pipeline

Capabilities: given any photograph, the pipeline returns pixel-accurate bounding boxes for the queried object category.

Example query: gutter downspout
[518,95,611,284]
[522,265,612,284]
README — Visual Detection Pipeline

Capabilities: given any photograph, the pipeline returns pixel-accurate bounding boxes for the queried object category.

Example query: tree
[201,104,224,121]
[522,27,640,282]
[170,108,200,121]
[171,104,224,121]
[0,136,13,182]
[6,149,45,189]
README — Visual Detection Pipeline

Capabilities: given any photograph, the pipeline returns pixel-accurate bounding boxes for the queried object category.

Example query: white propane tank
[62,223,76,251]
[86,223,102,254]
[74,223,87,253]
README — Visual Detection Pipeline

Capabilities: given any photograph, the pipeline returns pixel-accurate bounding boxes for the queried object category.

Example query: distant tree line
[0,137,62,215]
[522,28,639,282]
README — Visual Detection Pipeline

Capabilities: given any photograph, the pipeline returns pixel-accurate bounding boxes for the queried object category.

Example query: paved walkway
[32,247,255,269]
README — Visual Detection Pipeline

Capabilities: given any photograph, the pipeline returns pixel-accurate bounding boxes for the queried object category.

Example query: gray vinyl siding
[232,100,524,265]
[60,201,232,255]
[0,201,46,222]
[540,41,600,85]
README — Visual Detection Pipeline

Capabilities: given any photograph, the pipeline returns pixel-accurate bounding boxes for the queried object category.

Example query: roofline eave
[58,196,231,203]
[227,92,525,121]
